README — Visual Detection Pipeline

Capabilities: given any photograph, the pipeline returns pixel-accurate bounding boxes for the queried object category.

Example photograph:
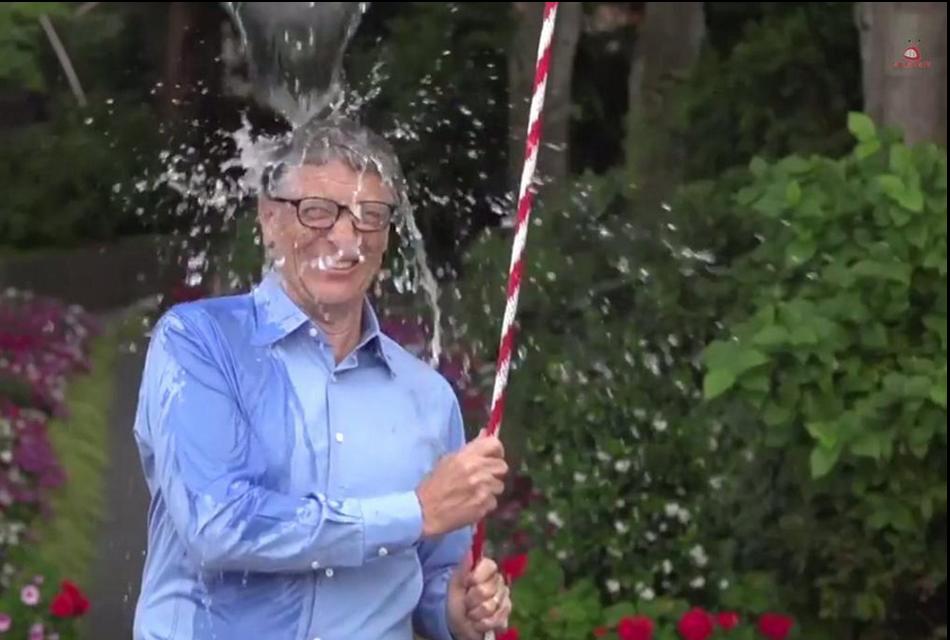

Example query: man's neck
[283,282,365,363]
[313,302,363,364]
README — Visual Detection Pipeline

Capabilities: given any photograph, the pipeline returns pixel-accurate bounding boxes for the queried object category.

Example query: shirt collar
[251,269,396,374]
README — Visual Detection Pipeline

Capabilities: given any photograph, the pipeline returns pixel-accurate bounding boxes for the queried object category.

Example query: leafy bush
[454,114,946,638]
[700,113,947,635]
[503,549,799,640]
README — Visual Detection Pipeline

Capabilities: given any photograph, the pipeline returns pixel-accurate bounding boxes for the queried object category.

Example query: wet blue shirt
[132,270,470,640]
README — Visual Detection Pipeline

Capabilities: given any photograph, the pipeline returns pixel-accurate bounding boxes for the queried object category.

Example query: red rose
[677,608,715,640]
[593,627,609,637]
[717,612,741,630]
[498,628,520,640]
[500,554,528,583]
[49,580,90,618]
[617,615,654,640]
[757,613,794,640]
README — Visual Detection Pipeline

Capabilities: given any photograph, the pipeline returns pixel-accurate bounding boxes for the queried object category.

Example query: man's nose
[326,207,359,245]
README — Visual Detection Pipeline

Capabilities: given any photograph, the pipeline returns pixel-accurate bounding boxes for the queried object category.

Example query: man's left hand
[448,554,511,640]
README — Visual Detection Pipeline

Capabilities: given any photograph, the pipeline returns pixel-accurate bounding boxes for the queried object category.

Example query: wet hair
[261,114,408,213]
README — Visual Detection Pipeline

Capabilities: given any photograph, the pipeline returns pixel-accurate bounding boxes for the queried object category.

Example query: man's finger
[467,558,498,587]
[468,434,505,458]
[474,595,512,633]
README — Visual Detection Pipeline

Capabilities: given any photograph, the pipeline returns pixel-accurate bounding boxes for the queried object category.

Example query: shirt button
[335,432,344,443]
[378,547,388,557]
[325,568,334,578]
[311,560,320,570]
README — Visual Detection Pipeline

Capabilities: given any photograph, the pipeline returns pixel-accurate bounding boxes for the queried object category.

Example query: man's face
[258,158,394,311]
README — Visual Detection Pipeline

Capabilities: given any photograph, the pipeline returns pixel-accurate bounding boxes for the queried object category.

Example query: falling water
[142,1,447,363]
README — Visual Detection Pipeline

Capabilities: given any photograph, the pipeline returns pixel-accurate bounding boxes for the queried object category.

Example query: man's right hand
[416,433,508,537]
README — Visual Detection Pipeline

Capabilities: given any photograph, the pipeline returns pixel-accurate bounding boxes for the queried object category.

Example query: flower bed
[0,289,101,638]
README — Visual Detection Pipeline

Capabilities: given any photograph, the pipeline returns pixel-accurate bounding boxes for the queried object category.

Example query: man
[133,116,512,640]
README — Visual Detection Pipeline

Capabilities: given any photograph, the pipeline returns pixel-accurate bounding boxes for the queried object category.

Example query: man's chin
[299,277,365,308]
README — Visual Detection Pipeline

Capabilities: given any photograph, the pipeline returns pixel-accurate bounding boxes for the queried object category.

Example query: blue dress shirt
[132,269,471,640]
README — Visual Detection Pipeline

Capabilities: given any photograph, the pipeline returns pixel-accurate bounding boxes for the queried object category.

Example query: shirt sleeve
[412,387,473,640]
[135,307,424,574]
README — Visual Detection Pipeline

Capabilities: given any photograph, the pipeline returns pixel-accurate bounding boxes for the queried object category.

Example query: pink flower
[21,584,41,606]
[29,623,44,640]
[0,613,11,632]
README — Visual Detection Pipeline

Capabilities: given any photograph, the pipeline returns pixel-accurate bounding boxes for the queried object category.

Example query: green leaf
[848,112,877,142]
[786,180,802,206]
[899,187,924,213]
[806,421,839,450]
[764,402,792,426]
[931,382,947,408]
[735,347,770,374]
[750,156,768,177]
[851,432,881,460]
[704,369,737,400]
[878,174,905,201]
[889,144,913,175]
[855,139,881,159]
[810,443,842,478]
[602,603,637,626]
[753,325,789,346]
[787,237,817,265]
[891,503,916,533]
[780,155,811,174]
[860,323,889,349]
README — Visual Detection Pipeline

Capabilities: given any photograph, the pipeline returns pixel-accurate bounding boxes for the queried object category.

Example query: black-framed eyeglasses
[272,196,395,232]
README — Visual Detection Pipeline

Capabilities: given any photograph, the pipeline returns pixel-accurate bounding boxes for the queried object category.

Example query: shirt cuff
[359,491,424,561]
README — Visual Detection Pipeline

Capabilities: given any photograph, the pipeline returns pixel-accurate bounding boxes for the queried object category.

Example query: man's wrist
[359,491,424,561]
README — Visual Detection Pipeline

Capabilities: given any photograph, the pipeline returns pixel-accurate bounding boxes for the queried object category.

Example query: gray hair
[261,115,409,213]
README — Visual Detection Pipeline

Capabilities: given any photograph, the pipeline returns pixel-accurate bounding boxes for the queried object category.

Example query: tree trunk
[507,2,582,199]
[855,2,947,146]
[626,2,705,200]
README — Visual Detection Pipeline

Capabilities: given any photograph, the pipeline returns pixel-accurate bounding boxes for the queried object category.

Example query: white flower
[615,459,631,473]
[596,449,612,463]
[554,453,563,465]
[664,502,680,518]
[689,545,708,567]
[662,559,673,575]
[720,579,730,590]
[678,509,691,524]
[645,531,657,543]
[556,550,568,561]
[641,587,655,601]
[606,579,620,594]
[690,576,706,589]
[615,521,629,534]
[709,476,724,491]
[547,511,564,528]
[652,416,668,432]
[573,472,587,483]
[709,437,718,451]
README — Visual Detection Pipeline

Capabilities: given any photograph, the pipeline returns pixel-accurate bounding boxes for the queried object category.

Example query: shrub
[454,114,947,637]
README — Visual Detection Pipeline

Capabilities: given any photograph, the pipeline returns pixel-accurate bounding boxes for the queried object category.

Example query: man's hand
[416,433,507,538]
[448,553,512,640]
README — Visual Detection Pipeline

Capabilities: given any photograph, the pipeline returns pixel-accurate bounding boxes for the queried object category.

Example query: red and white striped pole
[471,3,559,637]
